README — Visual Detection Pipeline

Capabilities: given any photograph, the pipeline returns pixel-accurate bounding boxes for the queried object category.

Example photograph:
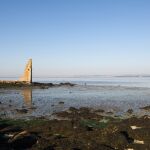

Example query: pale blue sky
[0,0,150,77]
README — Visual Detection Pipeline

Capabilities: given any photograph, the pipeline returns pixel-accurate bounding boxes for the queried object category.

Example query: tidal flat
[0,82,150,149]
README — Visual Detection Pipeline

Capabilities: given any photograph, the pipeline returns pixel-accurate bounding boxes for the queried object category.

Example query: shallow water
[34,76,150,87]
[0,77,150,119]
[2,76,150,87]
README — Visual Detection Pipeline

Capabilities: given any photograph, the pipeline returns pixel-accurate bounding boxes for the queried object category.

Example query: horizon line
[1,74,150,78]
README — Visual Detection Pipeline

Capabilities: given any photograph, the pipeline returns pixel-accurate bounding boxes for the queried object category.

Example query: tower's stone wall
[19,59,32,83]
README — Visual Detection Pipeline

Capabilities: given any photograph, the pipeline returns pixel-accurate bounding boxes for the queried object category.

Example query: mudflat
[0,83,150,149]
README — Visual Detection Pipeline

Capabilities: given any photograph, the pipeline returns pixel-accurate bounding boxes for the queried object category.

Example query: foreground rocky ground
[0,107,150,150]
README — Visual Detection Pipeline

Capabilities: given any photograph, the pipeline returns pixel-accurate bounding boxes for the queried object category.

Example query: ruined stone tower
[19,59,32,83]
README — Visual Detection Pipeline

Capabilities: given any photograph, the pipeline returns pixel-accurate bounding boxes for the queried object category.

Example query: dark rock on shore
[58,101,64,104]
[44,145,55,150]
[58,82,75,86]
[0,129,37,149]
[94,109,105,113]
[69,107,78,112]
[120,131,134,143]
[9,131,37,149]
[0,81,75,89]
[140,105,150,111]
[54,107,102,120]
[0,126,21,134]
[15,109,28,114]
[127,109,133,114]
[106,111,113,115]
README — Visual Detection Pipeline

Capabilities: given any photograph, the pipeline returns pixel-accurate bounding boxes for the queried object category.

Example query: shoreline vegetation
[0,106,150,150]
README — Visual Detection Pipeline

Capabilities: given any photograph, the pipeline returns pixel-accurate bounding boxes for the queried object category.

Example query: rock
[85,125,94,131]
[16,109,28,114]
[0,126,21,134]
[59,82,75,86]
[80,119,108,129]
[30,106,37,110]
[134,139,144,144]
[99,119,109,123]
[79,107,90,113]
[130,126,142,130]
[33,82,54,87]
[94,109,105,113]
[44,145,55,150]
[0,123,10,130]
[9,131,37,149]
[106,111,113,115]
[69,107,78,112]
[53,133,66,139]
[0,133,9,144]
[127,109,133,114]
[140,105,150,111]
[72,148,81,150]
[120,131,134,144]
[59,101,64,104]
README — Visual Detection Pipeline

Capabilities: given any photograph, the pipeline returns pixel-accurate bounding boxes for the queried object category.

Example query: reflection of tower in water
[22,88,32,106]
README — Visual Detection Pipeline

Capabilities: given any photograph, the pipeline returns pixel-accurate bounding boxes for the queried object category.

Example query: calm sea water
[0,76,150,119]
[34,76,150,87]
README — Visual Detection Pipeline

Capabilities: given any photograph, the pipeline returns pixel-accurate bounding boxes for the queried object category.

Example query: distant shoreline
[1,75,150,79]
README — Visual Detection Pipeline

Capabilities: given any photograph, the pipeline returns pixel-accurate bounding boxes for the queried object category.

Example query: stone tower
[19,59,32,83]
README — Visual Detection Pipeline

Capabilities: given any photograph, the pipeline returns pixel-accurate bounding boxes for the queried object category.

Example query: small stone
[30,106,37,110]
[44,145,55,150]
[127,109,133,114]
[106,111,113,115]
[134,139,144,144]
[53,133,66,139]
[59,101,64,104]
[72,148,81,150]
[86,125,93,131]
[130,126,141,130]
[16,109,28,114]
[69,107,78,112]
[140,105,150,111]
[95,109,105,113]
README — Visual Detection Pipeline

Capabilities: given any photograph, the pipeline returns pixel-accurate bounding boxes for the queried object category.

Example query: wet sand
[1,84,150,119]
